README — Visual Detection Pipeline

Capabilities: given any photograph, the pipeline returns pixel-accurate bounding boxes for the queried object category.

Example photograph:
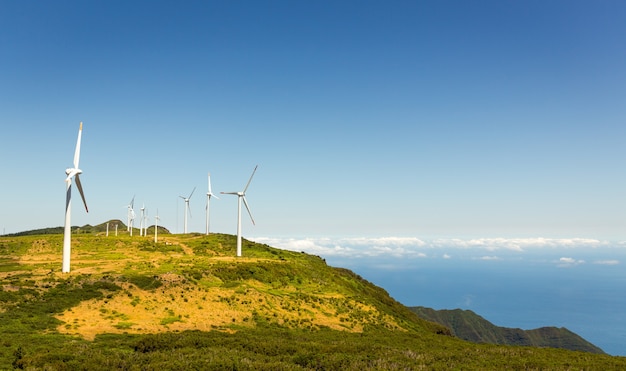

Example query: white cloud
[557,257,586,267]
[594,259,620,265]
[476,256,501,261]
[250,236,619,262]
[251,236,429,258]
[430,237,608,251]
[252,237,357,257]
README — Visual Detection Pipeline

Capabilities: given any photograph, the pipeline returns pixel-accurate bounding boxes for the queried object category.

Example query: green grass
[0,233,625,370]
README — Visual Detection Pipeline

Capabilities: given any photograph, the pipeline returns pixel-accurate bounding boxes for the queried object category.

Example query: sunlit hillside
[1,231,625,369]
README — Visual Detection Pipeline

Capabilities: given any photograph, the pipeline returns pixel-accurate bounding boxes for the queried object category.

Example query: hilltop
[1,231,624,369]
[1,220,170,237]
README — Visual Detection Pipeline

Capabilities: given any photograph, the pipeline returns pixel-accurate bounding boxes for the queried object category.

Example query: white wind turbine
[143,208,149,237]
[206,172,219,235]
[221,165,257,257]
[154,210,160,243]
[63,122,89,273]
[180,187,195,234]
[139,204,146,236]
[128,198,136,236]
[126,196,135,233]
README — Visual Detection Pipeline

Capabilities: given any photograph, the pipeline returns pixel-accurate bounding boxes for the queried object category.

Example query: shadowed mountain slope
[409,306,605,354]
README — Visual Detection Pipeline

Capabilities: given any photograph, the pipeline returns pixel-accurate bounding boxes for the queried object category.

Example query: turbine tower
[206,172,219,235]
[154,210,160,243]
[63,122,89,273]
[143,208,149,237]
[179,187,195,234]
[139,204,145,236]
[221,165,257,257]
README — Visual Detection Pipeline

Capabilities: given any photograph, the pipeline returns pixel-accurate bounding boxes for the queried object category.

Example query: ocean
[329,251,626,357]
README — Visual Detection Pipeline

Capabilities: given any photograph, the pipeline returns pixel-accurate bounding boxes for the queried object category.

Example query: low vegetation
[1,230,625,369]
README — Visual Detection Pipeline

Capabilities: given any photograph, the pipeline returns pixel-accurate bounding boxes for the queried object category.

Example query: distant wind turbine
[63,122,89,273]
[126,196,135,233]
[139,204,146,236]
[180,187,195,234]
[154,210,160,243]
[143,208,149,237]
[206,172,219,235]
[221,165,257,257]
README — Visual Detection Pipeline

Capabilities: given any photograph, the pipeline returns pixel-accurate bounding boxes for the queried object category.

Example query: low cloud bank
[251,236,622,265]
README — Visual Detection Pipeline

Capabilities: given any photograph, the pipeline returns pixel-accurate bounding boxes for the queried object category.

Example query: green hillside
[409,306,605,354]
[1,232,625,369]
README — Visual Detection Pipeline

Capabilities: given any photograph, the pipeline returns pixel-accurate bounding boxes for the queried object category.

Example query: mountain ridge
[409,306,604,354]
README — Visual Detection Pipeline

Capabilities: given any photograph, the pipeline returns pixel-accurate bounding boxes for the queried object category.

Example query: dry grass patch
[56,273,407,340]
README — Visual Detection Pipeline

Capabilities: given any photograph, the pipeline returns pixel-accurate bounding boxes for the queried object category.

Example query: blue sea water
[327,249,626,357]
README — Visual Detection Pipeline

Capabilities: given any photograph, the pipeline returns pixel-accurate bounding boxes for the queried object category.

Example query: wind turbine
[63,122,88,273]
[221,165,257,257]
[129,199,137,236]
[126,196,135,233]
[179,187,195,234]
[206,172,219,235]
[143,208,149,237]
[154,210,160,243]
[139,204,146,236]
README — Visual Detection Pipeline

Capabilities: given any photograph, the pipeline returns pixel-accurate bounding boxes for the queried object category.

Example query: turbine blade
[208,173,213,194]
[189,186,196,199]
[242,196,255,226]
[73,122,83,169]
[75,173,88,213]
[221,191,238,195]
[243,165,258,193]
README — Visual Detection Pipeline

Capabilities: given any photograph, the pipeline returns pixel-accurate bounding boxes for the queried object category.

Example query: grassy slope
[1,233,625,369]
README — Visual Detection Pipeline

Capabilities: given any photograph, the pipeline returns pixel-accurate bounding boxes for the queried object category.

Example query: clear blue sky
[1,0,625,241]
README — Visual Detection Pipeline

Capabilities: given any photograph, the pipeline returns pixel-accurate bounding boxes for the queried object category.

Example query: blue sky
[2,1,626,354]
[1,1,625,241]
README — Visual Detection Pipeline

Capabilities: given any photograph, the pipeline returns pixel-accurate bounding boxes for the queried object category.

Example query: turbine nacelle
[65,168,82,179]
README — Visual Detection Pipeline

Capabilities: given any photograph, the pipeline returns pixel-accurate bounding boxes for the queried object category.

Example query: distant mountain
[409,306,605,354]
[2,220,170,237]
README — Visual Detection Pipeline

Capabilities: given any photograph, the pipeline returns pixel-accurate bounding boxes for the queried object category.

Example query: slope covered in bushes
[1,233,624,369]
